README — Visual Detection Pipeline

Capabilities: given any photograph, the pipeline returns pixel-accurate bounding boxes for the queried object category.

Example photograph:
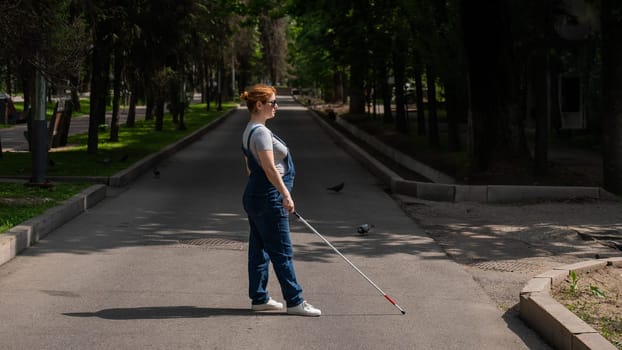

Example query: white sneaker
[251,298,283,311]
[287,301,321,317]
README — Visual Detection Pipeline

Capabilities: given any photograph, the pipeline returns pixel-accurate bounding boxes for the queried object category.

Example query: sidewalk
[0,96,547,349]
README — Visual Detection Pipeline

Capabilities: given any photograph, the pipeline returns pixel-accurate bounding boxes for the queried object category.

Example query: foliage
[0,0,89,82]
[569,270,579,293]
[591,284,606,298]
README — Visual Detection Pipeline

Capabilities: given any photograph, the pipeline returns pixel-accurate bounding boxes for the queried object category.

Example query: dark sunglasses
[265,100,278,106]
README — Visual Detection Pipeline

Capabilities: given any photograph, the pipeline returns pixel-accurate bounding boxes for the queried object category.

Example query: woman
[240,84,321,317]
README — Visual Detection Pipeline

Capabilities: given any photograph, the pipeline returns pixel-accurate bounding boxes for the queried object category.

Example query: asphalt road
[0,97,549,349]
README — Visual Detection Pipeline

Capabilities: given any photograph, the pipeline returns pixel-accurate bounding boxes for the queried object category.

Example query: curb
[308,109,619,203]
[0,107,238,268]
[520,257,622,350]
[0,184,107,267]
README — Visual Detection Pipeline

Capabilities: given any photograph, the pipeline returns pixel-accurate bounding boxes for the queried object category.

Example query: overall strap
[272,133,287,146]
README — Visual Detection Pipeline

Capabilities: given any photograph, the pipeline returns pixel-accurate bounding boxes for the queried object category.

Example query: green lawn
[0,102,236,177]
[0,182,91,233]
[0,102,236,233]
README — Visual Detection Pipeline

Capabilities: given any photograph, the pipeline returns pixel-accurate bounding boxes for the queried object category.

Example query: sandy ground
[393,195,622,312]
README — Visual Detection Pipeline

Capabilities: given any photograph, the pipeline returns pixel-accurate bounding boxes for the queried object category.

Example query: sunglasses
[265,100,278,106]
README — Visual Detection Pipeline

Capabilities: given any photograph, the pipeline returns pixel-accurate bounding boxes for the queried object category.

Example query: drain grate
[177,238,245,250]
[471,260,538,273]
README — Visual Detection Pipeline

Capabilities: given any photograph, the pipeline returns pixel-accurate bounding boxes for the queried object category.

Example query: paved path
[0,96,550,349]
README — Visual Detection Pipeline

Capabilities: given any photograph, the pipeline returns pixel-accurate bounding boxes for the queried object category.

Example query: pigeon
[153,168,161,179]
[326,182,345,193]
[119,154,129,162]
[357,224,374,235]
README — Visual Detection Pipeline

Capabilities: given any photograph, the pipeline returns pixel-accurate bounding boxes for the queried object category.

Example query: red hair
[240,84,276,112]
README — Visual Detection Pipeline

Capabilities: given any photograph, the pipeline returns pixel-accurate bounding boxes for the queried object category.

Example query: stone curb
[519,257,622,350]
[0,107,238,268]
[334,116,457,184]
[0,184,107,267]
[309,109,619,203]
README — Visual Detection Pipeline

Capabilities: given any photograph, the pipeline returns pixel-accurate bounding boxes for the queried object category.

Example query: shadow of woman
[63,306,266,320]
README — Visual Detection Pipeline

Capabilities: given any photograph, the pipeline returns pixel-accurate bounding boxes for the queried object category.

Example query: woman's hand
[282,195,295,213]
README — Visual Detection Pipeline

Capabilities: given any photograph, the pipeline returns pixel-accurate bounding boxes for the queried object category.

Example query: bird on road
[326,182,344,193]
[153,168,161,179]
[357,224,375,235]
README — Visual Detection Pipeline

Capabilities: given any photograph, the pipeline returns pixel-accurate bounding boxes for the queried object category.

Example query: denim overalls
[242,125,303,308]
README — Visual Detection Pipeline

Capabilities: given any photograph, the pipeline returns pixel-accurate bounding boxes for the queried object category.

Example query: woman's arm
[256,150,295,213]
[243,156,251,176]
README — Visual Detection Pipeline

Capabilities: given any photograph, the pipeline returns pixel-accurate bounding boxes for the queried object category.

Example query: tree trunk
[178,102,186,131]
[145,85,154,120]
[349,58,366,114]
[126,78,137,127]
[445,77,462,151]
[533,53,549,176]
[206,65,212,112]
[348,4,367,115]
[461,0,529,171]
[217,62,222,111]
[70,75,80,112]
[427,65,439,148]
[88,33,112,154]
[377,64,392,123]
[414,66,426,135]
[602,0,622,194]
[5,58,12,95]
[155,97,164,131]
[393,33,407,132]
[109,46,123,142]
[200,60,206,104]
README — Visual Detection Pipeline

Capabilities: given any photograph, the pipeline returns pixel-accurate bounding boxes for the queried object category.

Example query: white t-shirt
[242,123,289,175]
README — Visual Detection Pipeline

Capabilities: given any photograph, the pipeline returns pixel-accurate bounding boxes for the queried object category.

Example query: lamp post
[29,68,50,186]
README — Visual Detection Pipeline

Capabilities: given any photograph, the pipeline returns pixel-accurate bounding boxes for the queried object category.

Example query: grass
[0,102,236,177]
[0,101,236,234]
[0,182,91,233]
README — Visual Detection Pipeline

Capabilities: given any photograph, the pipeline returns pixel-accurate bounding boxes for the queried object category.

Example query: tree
[461,0,530,172]
[0,0,87,181]
[601,0,622,194]
[258,14,289,85]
